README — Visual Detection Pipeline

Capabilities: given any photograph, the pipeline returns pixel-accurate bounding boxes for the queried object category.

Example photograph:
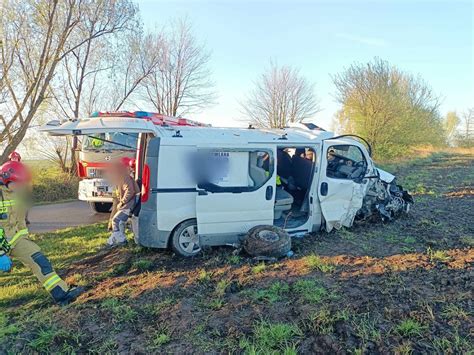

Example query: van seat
[275,188,294,205]
[274,188,293,219]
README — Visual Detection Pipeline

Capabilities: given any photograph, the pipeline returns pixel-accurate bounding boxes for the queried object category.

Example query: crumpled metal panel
[323,182,367,232]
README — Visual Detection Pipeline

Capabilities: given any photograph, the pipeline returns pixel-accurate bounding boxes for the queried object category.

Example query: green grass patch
[441,304,470,320]
[149,328,171,349]
[132,259,154,272]
[292,279,329,303]
[303,307,349,334]
[240,321,302,354]
[101,298,138,323]
[142,297,175,317]
[351,313,382,343]
[302,254,335,273]
[0,313,19,341]
[427,248,451,263]
[197,269,212,283]
[459,236,474,247]
[28,325,80,353]
[252,262,266,274]
[227,254,242,265]
[248,281,290,303]
[395,319,426,337]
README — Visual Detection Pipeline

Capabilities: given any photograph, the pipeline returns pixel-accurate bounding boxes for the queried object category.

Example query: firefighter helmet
[0,161,31,185]
[8,151,21,162]
[119,157,133,168]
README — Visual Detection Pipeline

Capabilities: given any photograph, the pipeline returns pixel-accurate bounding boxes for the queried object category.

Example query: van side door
[318,140,370,231]
[195,147,276,238]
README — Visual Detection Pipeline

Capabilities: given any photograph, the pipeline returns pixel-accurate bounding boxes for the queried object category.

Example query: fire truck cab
[41,112,412,257]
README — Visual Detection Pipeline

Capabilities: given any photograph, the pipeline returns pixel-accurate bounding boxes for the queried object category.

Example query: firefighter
[8,151,31,224]
[106,157,140,247]
[0,160,84,305]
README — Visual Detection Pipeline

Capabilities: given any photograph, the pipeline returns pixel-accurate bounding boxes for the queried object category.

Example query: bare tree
[455,108,474,147]
[0,0,136,164]
[444,111,460,145]
[332,58,443,157]
[49,0,137,173]
[143,19,215,116]
[241,62,320,128]
[109,30,163,111]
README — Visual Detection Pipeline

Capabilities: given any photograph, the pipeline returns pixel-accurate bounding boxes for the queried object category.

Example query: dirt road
[28,200,108,233]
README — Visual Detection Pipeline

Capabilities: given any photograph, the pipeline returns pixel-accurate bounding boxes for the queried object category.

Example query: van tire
[89,202,112,214]
[171,219,201,257]
[243,225,291,258]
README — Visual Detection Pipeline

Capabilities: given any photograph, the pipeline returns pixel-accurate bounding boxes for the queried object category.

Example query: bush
[29,163,79,203]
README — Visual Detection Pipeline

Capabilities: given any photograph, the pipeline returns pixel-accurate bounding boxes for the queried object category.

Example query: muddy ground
[2,152,473,354]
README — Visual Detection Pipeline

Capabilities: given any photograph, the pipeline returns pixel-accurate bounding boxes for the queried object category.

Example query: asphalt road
[28,200,109,234]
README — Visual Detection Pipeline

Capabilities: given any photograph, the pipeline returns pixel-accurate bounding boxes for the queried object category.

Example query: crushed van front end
[357,168,413,223]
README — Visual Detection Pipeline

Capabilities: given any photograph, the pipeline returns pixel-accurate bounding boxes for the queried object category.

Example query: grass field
[1,151,473,354]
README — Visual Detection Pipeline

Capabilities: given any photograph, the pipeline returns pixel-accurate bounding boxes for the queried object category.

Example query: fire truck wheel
[89,202,112,214]
[171,219,201,257]
[243,225,291,258]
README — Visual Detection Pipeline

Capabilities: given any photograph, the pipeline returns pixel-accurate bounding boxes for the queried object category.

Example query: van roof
[155,125,335,145]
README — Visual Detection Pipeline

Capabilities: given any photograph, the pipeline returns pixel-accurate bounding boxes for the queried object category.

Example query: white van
[41,113,412,257]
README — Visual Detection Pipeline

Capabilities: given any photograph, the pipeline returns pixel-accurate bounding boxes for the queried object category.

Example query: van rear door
[39,116,156,136]
[195,147,276,238]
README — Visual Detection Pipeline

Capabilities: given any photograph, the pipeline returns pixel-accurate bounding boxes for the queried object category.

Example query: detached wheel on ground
[243,225,291,258]
[171,219,201,257]
[89,202,112,214]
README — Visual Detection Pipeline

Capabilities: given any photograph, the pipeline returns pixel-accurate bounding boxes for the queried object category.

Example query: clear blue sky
[137,0,473,129]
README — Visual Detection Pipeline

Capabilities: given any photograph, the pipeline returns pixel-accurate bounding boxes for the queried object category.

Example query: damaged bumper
[357,168,413,223]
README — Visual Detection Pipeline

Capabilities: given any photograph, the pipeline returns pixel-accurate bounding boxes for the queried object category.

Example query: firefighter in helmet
[0,160,84,305]
[8,151,31,224]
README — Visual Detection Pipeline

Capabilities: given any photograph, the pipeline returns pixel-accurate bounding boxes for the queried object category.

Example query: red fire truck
[76,111,208,213]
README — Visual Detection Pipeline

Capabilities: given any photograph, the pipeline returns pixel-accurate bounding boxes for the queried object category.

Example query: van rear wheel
[171,219,201,257]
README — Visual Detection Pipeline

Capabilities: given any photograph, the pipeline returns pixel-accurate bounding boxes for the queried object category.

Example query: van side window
[326,145,367,179]
[195,150,274,192]
[248,151,273,189]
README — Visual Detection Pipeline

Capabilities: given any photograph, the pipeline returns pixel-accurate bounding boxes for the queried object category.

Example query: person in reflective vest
[0,160,84,305]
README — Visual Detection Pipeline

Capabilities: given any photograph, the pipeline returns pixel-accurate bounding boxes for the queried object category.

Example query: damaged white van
[41,112,413,257]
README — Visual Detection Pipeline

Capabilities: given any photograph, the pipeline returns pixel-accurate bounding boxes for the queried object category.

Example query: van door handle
[197,189,208,196]
[266,186,273,200]
[320,182,328,196]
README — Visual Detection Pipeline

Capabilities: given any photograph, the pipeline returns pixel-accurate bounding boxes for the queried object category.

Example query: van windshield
[82,132,138,151]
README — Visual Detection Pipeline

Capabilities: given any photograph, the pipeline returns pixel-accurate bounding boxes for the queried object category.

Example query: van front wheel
[171,219,201,257]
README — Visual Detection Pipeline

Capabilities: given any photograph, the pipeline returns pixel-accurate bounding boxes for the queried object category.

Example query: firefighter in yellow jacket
[0,160,84,305]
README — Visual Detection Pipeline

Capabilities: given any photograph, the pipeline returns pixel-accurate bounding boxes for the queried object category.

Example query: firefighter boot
[51,285,85,306]
[9,238,80,304]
